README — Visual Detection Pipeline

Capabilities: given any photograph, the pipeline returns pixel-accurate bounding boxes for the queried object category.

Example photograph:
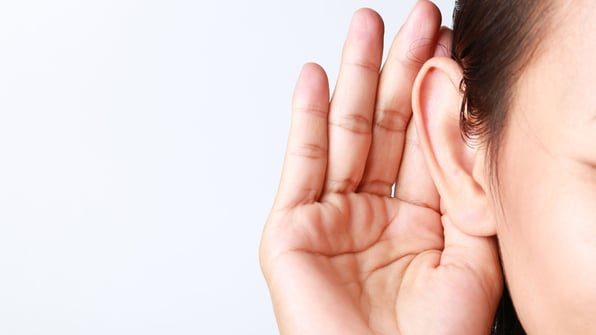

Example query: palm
[264,191,499,334]
[261,4,502,334]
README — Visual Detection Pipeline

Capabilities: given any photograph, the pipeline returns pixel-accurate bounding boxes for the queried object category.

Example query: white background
[0,1,453,334]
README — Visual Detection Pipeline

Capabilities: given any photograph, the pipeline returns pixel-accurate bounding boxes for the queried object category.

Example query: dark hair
[452,0,553,182]
[451,0,555,334]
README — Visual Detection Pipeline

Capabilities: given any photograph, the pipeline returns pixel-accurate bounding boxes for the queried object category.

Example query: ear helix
[412,57,497,237]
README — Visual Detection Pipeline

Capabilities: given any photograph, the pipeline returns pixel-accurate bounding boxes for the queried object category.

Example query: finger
[323,8,384,194]
[434,26,453,58]
[358,0,442,196]
[274,63,330,210]
[394,121,439,210]
[394,27,453,211]
[440,215,503,310]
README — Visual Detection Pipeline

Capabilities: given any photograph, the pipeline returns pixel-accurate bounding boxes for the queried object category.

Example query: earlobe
[412,57,496,237]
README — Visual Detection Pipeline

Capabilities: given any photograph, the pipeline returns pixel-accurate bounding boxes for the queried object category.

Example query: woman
[260,0,595,333]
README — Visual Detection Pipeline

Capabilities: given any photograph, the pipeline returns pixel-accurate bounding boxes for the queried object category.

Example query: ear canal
[412,57,497,237]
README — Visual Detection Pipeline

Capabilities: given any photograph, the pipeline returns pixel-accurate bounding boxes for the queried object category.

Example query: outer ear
[412,57,496,237]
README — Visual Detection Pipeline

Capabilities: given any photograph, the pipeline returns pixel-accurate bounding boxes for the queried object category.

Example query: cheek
[496,129,596,333]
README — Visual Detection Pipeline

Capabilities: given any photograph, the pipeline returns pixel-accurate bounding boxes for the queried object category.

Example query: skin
[263,0,595,334]
[492,3,596,333]
[260,2,502,334]
[410,1,596,334]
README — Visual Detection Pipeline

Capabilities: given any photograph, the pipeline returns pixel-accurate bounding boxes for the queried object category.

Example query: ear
[412,57,496,237]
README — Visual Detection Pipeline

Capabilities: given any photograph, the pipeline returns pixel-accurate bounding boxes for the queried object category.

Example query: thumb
[441,214,503,302]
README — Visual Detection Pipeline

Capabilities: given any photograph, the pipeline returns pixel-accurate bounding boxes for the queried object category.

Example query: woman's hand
[260,2,502,334]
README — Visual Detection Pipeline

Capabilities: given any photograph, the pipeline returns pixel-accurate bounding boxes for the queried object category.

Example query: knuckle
[330,113,372,135]
[289,142,327,160]
[345,59,380,74]
[326,177,359,193]
[358,179,394,195]
[397,197,437,212]
[374,106,410,133]
[293,105,328,119]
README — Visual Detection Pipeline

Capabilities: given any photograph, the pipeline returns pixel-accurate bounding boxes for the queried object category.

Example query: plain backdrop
[0,1,453,334]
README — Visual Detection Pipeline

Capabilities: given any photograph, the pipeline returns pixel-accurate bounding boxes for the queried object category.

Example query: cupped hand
[260,2,502,334]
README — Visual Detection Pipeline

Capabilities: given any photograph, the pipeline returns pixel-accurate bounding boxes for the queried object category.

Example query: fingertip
[396,0,442,66]
[341,9,384,71]
[295,63,329,101]
[434,27,453,57]
[350,8,385,37]
[407,0,441,27]
[300,62,327,80]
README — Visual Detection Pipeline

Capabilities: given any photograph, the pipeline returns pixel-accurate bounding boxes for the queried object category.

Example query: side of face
[495,3,596,333]
[412,0,596,334]
[412,2,596,333]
